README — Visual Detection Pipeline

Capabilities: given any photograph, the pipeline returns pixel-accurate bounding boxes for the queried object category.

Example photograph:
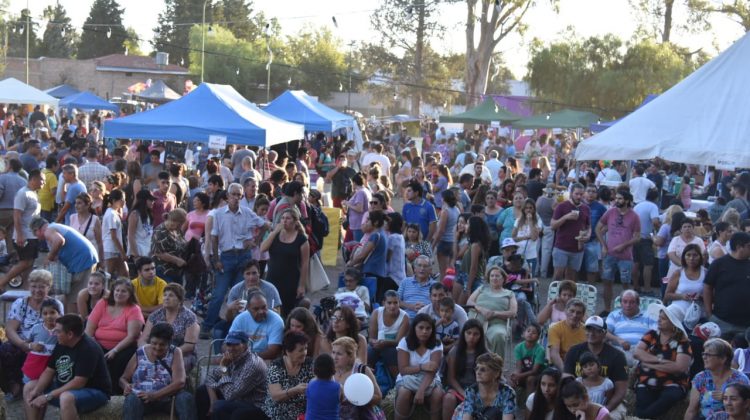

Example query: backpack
[308,203,329,251]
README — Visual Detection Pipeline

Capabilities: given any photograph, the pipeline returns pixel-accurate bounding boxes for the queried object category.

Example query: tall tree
[693,0,750,31]
[152,0,206,67]
[285,27,350,100]
[464,0,549,108]
[123,27,145,56]
[7,8,40,58]
[39,2,77,58]
[77,0,127,59]
[212,0,266,41]
[629,0,710,42]
[370,0,446,115]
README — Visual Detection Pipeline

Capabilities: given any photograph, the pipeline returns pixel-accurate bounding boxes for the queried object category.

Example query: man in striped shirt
[397,255,436,319]
[606,290,656,365]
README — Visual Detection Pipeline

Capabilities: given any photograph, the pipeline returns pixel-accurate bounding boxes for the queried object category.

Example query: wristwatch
[220,366,228,374]
[45,393,53,402]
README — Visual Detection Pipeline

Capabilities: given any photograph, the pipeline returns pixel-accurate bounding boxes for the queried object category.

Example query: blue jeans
[202,251,253,330]
[156,266,183,284]
[47,386,109,414]
[211,320,231,354]
[602,255,633,284]
[123,391,196,420]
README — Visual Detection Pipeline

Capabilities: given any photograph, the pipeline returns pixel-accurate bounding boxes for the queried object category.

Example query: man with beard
[551,183,591,281]
[596,190,641,314]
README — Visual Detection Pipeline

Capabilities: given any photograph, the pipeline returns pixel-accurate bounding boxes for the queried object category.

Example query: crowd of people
[0,107,750,420]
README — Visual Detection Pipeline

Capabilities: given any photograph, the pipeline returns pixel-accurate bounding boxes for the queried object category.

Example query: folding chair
[613,295,663,313]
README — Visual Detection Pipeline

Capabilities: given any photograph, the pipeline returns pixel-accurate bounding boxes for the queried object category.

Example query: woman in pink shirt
[85,278,144,395]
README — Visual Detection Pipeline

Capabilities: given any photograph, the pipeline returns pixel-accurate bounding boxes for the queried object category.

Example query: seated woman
[332,336,383,419]
[394,313,444,420]
[686,338,750,420]
[664,244,706,315]
[85,278,145,395]
[261,332,314,420]
[459,352,516,420]
[76,271,109,322]
[526,367,563,420]
[140,283,200,373]
[368,289,409,379]
[555,378,610,420]
[466,266,517,359]
[319,306,368,364]
[715,383,750,420]
[633,304,692,418]
[284,307,325,359]
[537,280,577,325]
[0,269,63,400]
[120,323,195,419]
[442,319,488,420]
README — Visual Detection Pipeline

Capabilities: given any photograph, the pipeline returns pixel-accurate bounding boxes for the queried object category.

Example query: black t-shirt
[563,342,628,382]
[331,166,356,199]
[48,334,112,395]
[29,111,46,127]
[527,180,546,201]
[705,254,750,325]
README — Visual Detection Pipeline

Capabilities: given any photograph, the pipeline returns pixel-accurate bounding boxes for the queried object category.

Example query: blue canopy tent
[263,90,354,132]
[44,84,80,99]
[60,91,120,116]
[103,83,304,147]
[589,94,659,133]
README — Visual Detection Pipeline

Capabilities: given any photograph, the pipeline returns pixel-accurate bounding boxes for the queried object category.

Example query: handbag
[683,301,702,330]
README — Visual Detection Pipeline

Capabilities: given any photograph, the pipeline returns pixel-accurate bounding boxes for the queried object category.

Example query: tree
[77,0,128,59]
[212,0,268,41]
[370,0,446,115]
[629,0,711,42]
[692,0,750,31]
[39,2,77,58]
[152,0,206,68]
[284,27,350,100]
[123,27,145,56]
[7,8,40,58]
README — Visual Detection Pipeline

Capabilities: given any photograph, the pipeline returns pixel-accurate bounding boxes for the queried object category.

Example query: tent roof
[44,84,80,99]
[60,91,120,115]
[103,83,304,147]
[575,31,750,169]
[263,90,354,132]
[0,78,58,107]
[439,98,521,124]
[589,94,658,133]
[512,109,600,129]
[134,80,181,104]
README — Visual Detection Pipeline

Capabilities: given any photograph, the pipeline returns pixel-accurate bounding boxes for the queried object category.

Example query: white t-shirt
[514,216,544,261]
[629,176,656,203]
[395,337,443,381]
[102,207,123,254]
[526,393,554,420]
[666,235,706,278]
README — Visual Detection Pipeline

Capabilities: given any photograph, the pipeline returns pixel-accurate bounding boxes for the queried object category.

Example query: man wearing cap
[536,183,558,278]
[596,190,641,313]
[551,182,591,280]
[326,151,357,209]
[195,330,269,419]
[704,231,750,339]
[605,290,656,365]
[228,290,283,361]
[548,298,587,371]
[564,315,629,419]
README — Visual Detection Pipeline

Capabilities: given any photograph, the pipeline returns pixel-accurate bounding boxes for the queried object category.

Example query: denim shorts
[552,247,584,271]
[46,386,109,414]
[602,255,633,284]
[583,242,602,273]
[455,271,483,292]
[436,241,454,257]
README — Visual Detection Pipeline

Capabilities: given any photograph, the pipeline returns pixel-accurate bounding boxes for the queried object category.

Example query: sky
[7,0,746,78]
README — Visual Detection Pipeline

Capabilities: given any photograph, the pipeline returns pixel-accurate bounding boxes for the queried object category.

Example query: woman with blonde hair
[332,336,382,419]
[721,208,742,231]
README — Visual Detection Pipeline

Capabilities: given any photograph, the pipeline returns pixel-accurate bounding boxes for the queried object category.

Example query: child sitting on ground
[435,296,460,354]
[575,351,614,406]
[511,323,546,396]
[21,299,61,382]
[306,353,340,420]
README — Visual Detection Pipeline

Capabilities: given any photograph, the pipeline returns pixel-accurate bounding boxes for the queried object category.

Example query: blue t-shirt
[362,229,388,278]
[228,309,284,354]
[588,200,607,242]
[50,223,98,273]
[402,198,437,240]
[64,181,87,223]
[306,378,340,420]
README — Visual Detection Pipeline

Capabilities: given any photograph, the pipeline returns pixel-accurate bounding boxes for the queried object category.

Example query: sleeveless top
[128,213,153,257]
[49,223,98,273]
[670,267,706,313]
[376,307,407,341]
[440,206,459,243]
[707,240,729,264]
[132,345,175,400]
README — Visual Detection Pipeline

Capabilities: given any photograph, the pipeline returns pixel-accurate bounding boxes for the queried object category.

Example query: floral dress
[262,357,314,420]
[692,369,750,418]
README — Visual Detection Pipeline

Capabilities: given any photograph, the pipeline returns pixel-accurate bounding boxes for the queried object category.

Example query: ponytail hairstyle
[102,188,125,211]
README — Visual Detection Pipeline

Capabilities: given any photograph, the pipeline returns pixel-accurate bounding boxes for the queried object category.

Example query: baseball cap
[501,238,519,249]
[585,316,607,331]
[224,331,249,345]
[346,149,357,156]
[693,322,722,341]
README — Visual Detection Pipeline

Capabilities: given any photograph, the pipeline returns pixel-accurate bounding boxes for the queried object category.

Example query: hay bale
[79,395,171,420]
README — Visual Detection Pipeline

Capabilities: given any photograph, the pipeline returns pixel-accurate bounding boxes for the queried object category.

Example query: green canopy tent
[439,97,521,124]
[511,109,600,129]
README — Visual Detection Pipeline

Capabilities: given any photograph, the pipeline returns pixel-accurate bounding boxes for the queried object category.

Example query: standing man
[536,184,558,278]
[77,147,111,188]
[629,164,656,204]
[30,217,98,312]
[19,140,42,173]
[151,172,176,228]
[550,183,591,280]
[484,150,504,185]
[23,314,111,420]
[295,147,310,180]
[0,158,28,254]
[55,164,87,224]
[632,188,661,296]
[241,177,257,210]
[704,231,750,339]
[596,190,641,313]
[326,151,356,209]
[402,181,438,242]
[0,169,43,290]
[202,183,270,339]
[142,149,164,191]
[582,186,609,284]
[361,143,391,176]
[526,168,546,201]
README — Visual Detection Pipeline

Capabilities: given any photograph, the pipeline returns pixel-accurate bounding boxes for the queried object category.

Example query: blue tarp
[103,83,304,147]
[589,94,659,133]
[60,91,120,116]
[263,90,354,132]
[44,84,80,99]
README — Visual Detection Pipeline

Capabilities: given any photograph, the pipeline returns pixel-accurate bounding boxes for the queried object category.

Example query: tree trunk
[411,1,426,116]
[662,0,674,42]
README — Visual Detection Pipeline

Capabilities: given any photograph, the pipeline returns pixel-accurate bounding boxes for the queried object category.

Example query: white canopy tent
[575,31,750,170]
[0,78,58,107]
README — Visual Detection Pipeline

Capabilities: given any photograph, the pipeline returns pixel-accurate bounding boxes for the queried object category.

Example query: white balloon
[343,373,374,406]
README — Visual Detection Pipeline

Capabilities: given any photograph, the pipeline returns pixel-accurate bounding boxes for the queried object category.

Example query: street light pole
[265,36,272,103]
[347,41,354,112]
[201,0,210,83]
[25,0,29,84]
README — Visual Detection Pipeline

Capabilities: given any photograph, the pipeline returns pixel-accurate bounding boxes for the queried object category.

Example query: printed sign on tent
[208,135,227,150]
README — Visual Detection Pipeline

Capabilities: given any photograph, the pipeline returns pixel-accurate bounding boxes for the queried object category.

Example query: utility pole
[347,41,354,111]
[25,0,29,84]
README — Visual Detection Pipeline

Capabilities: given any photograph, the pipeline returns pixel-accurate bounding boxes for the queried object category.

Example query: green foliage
[152,0,207,68]
[39,3,77,58]
[6,8,40,58]
[629,0,711,42]
[526,36,698,116]
[77,0,128,59]
[124,27,144,56]
[284,27,349,100]
[212,0,268,41]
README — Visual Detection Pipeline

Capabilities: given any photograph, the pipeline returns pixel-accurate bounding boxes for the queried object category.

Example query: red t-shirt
[552,200,591,252]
